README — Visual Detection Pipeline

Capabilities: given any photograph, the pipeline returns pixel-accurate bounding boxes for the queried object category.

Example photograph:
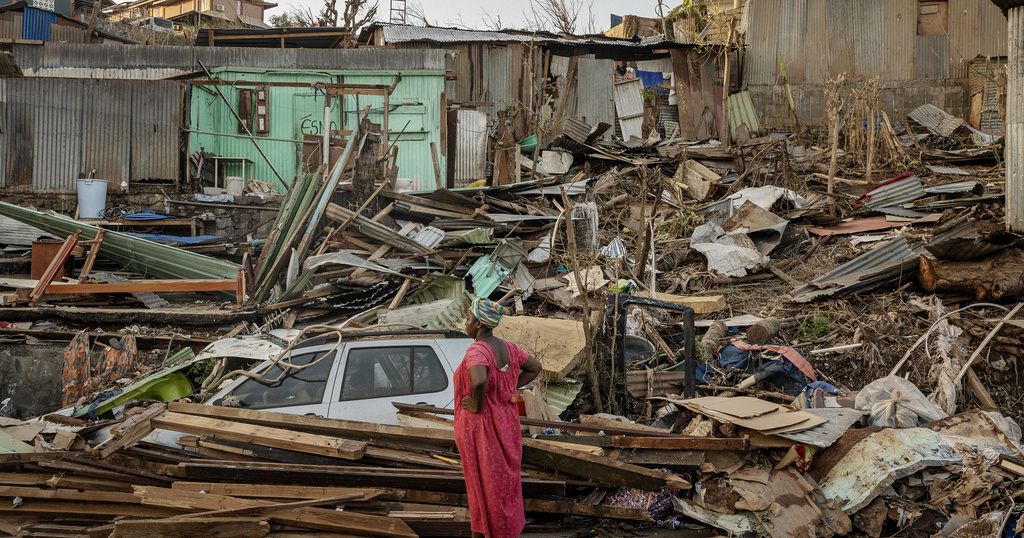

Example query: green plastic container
[519,134,538,154]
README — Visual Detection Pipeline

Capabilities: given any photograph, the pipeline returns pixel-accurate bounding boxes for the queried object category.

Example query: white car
[203,331,471,424]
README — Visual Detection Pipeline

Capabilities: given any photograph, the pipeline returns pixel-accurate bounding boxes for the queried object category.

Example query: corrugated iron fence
[745,0,1006,86]
[0,78,181,192]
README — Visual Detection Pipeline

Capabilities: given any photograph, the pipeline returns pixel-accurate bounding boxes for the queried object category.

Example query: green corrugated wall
[187,67,446,193]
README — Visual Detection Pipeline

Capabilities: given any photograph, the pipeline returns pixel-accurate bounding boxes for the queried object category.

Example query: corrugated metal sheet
[0,201,240,281]
[483,45,514,112]
[80,80,132,191]
[613,78,643,141]
[12,43,447,79]
[132,80,181,181]
[908,103,964,136]
[915,35,950,80]
[575,57,615,132]
[727,91,759,136]
[21,7,56,41]
[0,215,50,246]
[32,78,82,192]
[948,0,1008,79]
[0,78,181,192]
[860,175,925,209]
[452,109,487,186]
[745,0,1002,85]
[1008,6,1023,232]
[0,12,21,41]
[374,21,644,47]
[791,236,920,302]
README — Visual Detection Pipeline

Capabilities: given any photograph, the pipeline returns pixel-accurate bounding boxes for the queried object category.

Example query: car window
[225,350,333,409]
[340,346,448,401]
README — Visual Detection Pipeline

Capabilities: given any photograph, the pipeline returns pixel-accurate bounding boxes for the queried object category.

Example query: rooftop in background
[360,21,698,57]
[194,26,349,48]
[0,1,135,43]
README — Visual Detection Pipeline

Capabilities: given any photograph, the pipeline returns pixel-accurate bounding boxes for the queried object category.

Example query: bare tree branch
[526,0,593,34]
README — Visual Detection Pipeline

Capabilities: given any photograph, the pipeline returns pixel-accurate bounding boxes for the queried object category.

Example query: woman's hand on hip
[461,396,481,413]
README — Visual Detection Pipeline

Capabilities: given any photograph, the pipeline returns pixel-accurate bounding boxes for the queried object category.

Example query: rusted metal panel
[915,35,950,80]
[576,57,615,134]
[131,80,181,181]
[948,0,1008,79]
[452,109,487,186]
[744,0,783,85]
[80,80,132,191]
[32,78,83,193]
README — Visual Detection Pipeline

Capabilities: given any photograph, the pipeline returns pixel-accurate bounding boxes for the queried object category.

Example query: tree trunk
[919,250,1024,300]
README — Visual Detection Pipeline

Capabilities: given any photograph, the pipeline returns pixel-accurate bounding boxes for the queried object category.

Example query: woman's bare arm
[463,364,488,413]
[517,354,542,388]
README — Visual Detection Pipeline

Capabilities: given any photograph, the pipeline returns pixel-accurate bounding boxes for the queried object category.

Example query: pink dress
[454,339,528,538]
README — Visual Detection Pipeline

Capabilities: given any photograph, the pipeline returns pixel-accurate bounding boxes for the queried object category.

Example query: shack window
[917,1,948,36]
[237,86,270,135]
[237,89,254,133]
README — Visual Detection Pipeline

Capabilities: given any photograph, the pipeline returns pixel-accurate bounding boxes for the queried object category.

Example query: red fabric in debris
[454,339,528,538]
[730,339,817,381]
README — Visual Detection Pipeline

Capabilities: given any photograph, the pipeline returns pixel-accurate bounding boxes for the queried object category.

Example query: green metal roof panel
[727,91,760,138]
[0,202,239,281]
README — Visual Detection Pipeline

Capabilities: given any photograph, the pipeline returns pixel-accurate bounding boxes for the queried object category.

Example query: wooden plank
[45,279,237,295]
[79,228,104,278]
[608,435,750,451]
[649,293,726,314]
[171,462,566,496]
[521,439,691,491]
[111,517,269,538]
[133,486,416,538]
[151,412,367,461]
[91,403,165,459]
[0,499,176,518]
[172,482,387,501]
[167,402,455,446]
[392,403,678,437]
[29,231,80,306]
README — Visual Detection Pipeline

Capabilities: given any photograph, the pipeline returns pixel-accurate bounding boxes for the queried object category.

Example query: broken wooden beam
[521,438,691,491]
[608,435,750,451]
[150,412,367,461]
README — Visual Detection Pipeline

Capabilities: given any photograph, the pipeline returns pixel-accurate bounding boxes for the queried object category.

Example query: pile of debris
[0,85,1022,536]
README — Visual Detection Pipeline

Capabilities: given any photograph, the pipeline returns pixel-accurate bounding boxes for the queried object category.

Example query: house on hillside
[105,0,273,29]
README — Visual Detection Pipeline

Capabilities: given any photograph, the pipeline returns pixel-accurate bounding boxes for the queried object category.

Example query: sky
[266,0,661,33]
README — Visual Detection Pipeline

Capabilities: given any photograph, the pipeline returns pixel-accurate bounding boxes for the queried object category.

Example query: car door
[327,341,454,424]
[209,344,342,418]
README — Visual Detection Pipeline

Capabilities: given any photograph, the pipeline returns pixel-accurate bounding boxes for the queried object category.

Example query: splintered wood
[0,403,697,536]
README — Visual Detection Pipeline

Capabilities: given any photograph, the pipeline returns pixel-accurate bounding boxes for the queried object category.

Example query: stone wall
[745,79,971,131]
[164,198,279,239]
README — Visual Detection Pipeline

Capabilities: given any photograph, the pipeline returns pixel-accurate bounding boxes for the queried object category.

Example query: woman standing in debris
[456,298,542,538]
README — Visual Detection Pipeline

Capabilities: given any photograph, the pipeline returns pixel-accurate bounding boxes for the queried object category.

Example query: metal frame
[605,294,697,402]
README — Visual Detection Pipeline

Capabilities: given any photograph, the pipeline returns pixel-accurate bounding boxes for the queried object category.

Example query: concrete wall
[0,344,64,419]
[746,79,969,130]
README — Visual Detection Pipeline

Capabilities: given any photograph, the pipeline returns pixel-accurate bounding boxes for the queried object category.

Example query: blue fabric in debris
[125,233,221,245]
[696,344,808,396]
[755,361,809,396]
[804,380,843,397]
[86,389,122,420]
[635,70,666,89]
[122,211,176,221]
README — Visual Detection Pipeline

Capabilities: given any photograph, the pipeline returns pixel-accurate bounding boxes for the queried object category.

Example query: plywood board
[494,316,586,381]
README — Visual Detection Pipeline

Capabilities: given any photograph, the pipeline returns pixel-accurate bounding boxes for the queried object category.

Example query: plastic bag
[854,375,948,428]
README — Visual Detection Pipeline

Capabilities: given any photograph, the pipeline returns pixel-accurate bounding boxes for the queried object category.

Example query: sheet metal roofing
[365,22,687,50]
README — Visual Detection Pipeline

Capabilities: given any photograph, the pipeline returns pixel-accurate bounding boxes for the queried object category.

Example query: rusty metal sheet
[452,109,487,186]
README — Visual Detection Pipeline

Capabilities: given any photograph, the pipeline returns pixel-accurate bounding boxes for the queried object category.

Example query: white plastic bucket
[76,179,108,219]
[225,176,244,196]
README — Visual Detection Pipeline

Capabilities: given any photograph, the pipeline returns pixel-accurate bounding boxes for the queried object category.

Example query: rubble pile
[1,93,1023,536]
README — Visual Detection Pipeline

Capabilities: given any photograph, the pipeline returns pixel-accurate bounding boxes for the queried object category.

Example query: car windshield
[221,350,332,410]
